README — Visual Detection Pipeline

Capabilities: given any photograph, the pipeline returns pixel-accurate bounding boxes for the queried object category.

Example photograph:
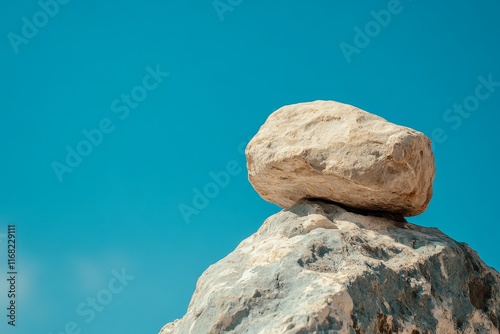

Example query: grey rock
[159,201,500,334]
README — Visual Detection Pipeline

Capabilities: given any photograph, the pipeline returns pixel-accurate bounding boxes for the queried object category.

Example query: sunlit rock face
[246,100,435,217]
[160,201,500,334]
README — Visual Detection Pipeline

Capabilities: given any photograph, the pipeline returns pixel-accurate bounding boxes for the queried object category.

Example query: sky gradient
[1,1,499,333]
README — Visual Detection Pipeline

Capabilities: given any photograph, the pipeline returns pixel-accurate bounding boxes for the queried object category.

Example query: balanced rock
[246,100,435,216]
[160,201,500,333]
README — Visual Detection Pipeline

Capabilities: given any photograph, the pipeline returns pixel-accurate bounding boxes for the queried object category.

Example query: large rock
[160,201,500,334]
[246,100,435,216]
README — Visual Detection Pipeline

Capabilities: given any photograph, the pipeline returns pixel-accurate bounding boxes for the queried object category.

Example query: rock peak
[161,200,500,333]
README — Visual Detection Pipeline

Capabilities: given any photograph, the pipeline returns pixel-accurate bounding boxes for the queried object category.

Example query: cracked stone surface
[159,201,500,334]
[245,100,435,216]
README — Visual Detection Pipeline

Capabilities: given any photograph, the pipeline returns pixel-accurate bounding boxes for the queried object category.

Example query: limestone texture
[245,100,435,216]
[160,201,500,334]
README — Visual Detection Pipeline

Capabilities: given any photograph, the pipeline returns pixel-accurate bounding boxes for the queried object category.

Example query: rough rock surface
[245,100,435,216]
[160,201,500,334]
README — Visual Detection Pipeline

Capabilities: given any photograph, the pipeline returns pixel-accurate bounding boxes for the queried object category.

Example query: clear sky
[1,1,499,333]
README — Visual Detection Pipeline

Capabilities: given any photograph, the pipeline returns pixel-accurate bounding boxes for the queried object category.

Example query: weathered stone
[246,100,435,216]
[160,201,500,334]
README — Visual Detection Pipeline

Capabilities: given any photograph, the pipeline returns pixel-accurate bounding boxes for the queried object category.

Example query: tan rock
[245,100,435,216]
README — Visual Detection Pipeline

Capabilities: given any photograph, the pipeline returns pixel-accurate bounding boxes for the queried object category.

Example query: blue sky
[1,0,499,333]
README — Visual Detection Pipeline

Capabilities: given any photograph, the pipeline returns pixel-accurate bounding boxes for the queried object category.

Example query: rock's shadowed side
[246,100,436,216]
[159,201,500,334]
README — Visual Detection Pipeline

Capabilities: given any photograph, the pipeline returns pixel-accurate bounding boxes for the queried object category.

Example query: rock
[159,201,500,334]
[245,100,435,216]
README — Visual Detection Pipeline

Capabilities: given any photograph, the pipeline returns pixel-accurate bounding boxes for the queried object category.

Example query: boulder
[245,100,435,216]
[160,201,500,334]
